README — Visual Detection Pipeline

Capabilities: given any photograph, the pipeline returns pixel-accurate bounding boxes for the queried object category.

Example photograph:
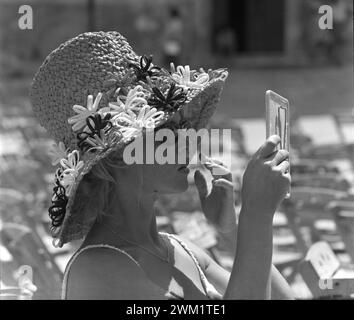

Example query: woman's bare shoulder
[167,234,212,270]
[65,246,165,299]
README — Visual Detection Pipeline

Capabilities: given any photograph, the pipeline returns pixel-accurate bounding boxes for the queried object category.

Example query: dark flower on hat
[129,55,161,82]
[148,83,187,112]
[48,171,68,230]
[77,113,113,152]
[86,113,113,135]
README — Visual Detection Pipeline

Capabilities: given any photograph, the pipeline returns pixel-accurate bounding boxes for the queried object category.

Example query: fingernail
[269,135,281,143]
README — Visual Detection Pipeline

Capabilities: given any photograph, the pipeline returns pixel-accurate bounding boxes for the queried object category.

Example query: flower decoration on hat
[170,63,209,90]
[81,127,122,153]
[68,92,104,132]
[77,113,114,153]
[48,150,83,233]
[148,83,187,112]
[115,105,164,138]
[48,170,68,231]
[108,85,147,117]
[59,150,84,197]
[128,55,161,82]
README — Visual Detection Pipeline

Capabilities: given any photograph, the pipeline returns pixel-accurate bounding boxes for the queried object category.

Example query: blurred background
[0,0,353,299]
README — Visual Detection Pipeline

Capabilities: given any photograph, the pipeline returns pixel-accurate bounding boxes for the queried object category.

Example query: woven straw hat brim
[55,75,227,247]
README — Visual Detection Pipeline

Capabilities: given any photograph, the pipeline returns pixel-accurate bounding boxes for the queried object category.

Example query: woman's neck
[103,188,161,247]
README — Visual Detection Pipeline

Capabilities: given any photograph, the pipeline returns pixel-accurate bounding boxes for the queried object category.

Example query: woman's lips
[178,165,190,174]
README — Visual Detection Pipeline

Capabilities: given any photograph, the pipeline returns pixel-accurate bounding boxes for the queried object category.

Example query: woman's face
[118,130,197,194]
[141,137,193,194]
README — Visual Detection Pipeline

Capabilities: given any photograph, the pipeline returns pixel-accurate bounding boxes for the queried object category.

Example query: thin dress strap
[161,232,222,300]
[61,244,141,300]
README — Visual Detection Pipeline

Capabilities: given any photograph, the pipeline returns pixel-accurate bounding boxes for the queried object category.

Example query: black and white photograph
[0,0,354,306]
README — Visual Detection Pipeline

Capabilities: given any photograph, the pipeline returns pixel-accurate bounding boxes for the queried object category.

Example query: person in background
[134,1,159,54]
[162,6,184,67]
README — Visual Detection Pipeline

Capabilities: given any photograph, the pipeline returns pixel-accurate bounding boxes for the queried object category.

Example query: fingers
[209,158,227,168]
[194,170,208,199]
[255,135,281,159]
[204,161,231,176]
[266,149,289,166]
[199,153,231,177]
[199,153,227,168]
[276,160,290,174]
[212,178,234,191]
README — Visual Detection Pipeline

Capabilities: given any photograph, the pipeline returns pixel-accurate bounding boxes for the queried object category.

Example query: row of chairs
[274,152,354,298]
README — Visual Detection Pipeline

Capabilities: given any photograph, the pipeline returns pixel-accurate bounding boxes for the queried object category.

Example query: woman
[30,31,293,299]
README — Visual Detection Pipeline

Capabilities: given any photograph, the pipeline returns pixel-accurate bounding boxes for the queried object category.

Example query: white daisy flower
[48,141,69,166]
[171,64,209,90]
[115,105,164,138]
[68,93,103,131]
[59,150,84,196]
[108,85,147,117]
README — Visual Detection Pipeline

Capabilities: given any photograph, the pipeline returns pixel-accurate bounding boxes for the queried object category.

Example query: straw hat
[30,31,228,247]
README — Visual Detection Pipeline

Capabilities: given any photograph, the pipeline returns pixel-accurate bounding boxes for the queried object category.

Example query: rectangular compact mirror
[266,90,290,198]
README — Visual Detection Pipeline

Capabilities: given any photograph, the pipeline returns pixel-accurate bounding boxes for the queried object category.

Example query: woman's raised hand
[194,135,290,232]
[241,135,290,218]
[194,155,237,233]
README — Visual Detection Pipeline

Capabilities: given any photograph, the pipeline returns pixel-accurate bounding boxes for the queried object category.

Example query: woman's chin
[175,173,190,191]
[175,181,189,193]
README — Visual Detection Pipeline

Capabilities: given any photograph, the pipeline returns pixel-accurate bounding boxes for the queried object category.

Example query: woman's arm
[224,208,273,299]
[194,135,294,299]
[182,228,294,300]
[225,136,292,299]
[214,216,294,299]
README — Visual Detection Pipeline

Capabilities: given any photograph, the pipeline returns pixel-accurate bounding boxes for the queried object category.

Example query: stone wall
[0,0,212,77]
[0,0,352,76]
